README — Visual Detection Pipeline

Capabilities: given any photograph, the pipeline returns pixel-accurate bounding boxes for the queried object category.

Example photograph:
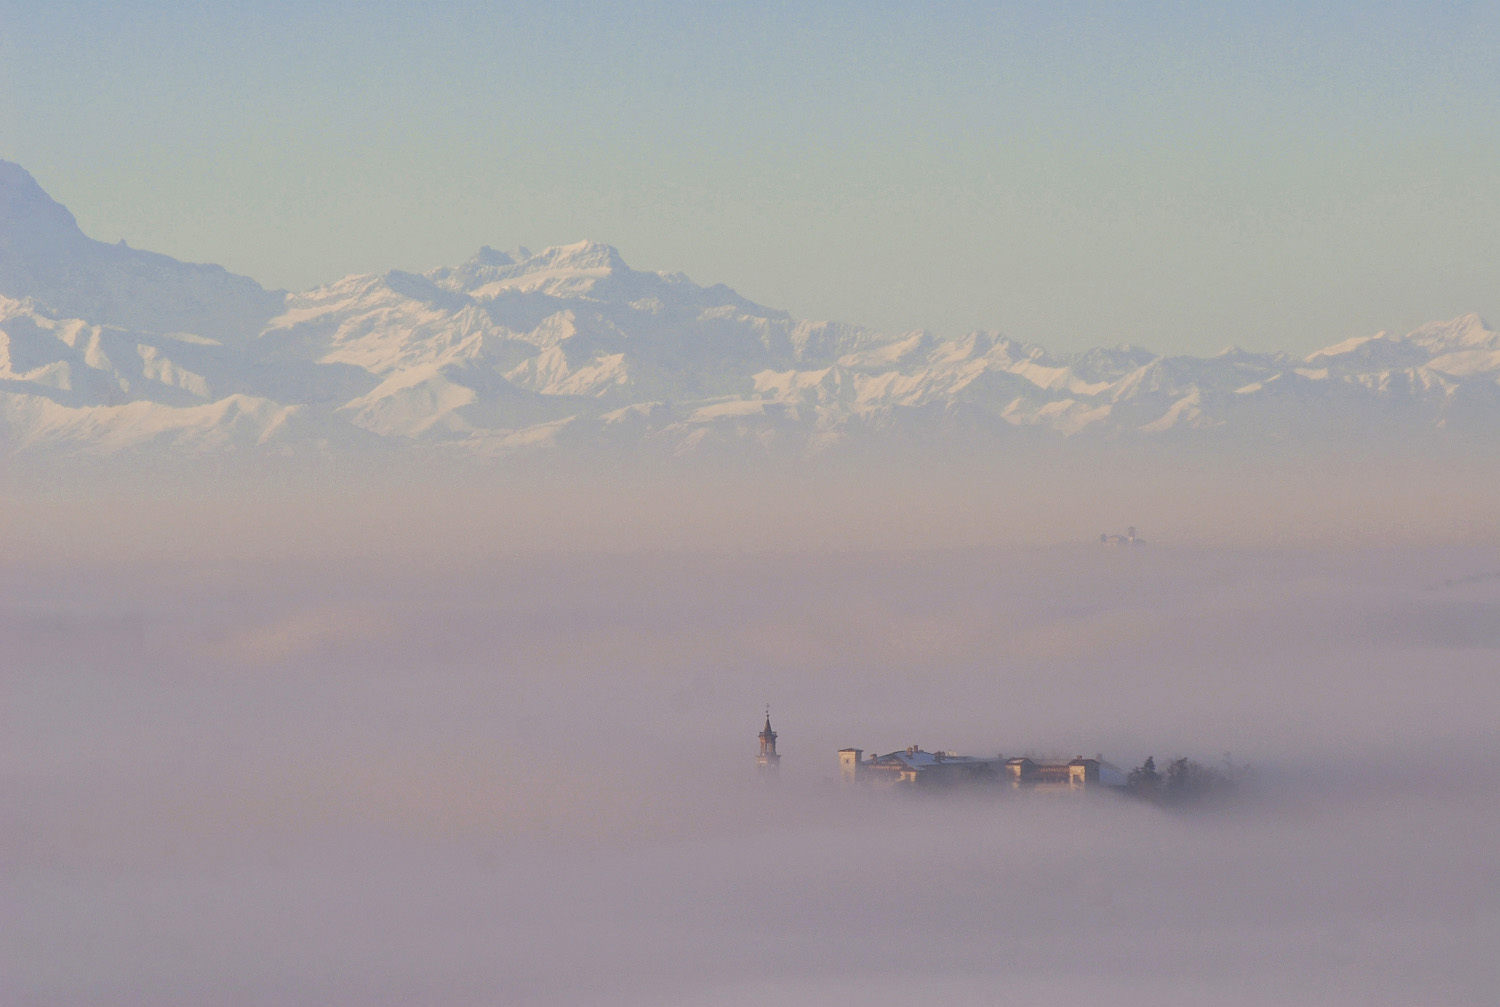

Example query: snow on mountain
[1,390,300,454]
[1,161,1498,458]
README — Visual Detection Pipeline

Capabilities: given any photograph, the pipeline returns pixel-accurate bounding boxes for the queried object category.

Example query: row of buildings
[757,713,1128,792]
[837,746,1128,791]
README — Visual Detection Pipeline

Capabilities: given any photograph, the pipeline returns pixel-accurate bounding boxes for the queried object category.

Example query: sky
[1,1,1497,355]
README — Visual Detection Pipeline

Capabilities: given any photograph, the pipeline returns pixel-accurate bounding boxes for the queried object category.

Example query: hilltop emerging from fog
[3,160,1498,458]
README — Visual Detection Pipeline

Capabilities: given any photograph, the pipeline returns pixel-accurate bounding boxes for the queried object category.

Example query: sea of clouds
[3,458,1498,1005]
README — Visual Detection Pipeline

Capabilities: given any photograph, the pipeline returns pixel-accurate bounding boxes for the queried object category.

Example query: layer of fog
[4,440,1499,565]
[3,463,1499,1004]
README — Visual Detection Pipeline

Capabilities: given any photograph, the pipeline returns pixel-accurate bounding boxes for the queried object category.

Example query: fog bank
[4,528,1498,1003]
[4,443,1498,566]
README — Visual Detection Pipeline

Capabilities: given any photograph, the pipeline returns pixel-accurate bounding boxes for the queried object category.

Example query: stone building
[1002,756,1120,791]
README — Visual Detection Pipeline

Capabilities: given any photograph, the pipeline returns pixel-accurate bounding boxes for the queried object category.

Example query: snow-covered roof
[869,748,1001,771]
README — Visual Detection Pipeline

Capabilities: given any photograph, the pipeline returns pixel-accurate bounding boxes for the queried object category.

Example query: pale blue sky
[2,1,1497,353]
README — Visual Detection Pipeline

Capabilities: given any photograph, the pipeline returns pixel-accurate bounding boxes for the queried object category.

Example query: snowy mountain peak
[421,240,781,327]
[3,161,1498,458]
[1404,312,1496,352]
[1304,333,1384,361]
[428,240,630,300]
[1307,314,1496,362]
[529,239,629,272]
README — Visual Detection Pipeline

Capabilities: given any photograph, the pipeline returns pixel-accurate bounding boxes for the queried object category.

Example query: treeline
[1125,755,1242,805]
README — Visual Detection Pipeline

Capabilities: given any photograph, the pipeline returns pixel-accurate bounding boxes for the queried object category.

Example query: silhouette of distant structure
[756,708,780,772]
[1101,526,1144,546]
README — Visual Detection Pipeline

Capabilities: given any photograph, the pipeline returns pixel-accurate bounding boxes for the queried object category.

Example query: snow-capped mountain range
[3,160,1497,457]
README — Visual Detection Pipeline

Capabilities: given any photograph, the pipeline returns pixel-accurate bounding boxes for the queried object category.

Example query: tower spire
[757,706,780,771]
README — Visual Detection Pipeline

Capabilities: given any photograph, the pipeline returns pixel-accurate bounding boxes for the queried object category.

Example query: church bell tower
[756,708,780,772]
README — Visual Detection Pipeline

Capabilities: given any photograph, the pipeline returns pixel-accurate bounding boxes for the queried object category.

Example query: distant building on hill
[1101,526,1144,546]
[838,745,1127,792]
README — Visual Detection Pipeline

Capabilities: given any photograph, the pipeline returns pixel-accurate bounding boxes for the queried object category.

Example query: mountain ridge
[1,160,1496,458]
[0,162,285,342]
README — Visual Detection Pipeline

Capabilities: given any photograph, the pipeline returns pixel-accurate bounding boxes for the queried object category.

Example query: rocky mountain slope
[2,161,1497,457]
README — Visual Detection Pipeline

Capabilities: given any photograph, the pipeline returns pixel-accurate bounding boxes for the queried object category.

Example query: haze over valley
[6,541,1499,1005]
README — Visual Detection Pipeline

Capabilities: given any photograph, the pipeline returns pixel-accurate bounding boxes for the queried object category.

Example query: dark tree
[1164,757,1231,803]
[1127,756,1160,795]
[1127,753,1242,806]
[1166,757,1193,794]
